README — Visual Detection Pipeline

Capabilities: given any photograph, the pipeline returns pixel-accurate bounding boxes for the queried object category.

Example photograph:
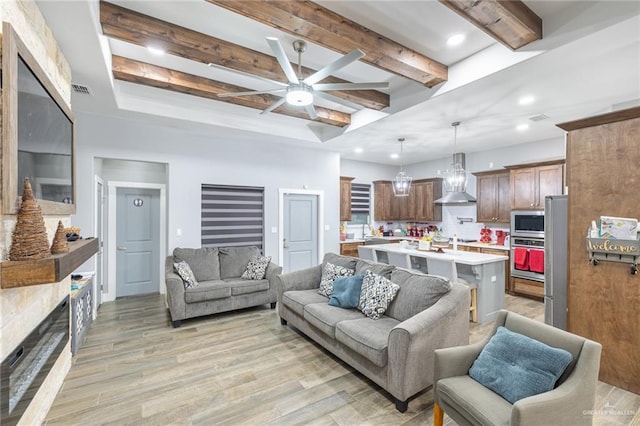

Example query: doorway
[279,189,324,272]
[94,175,105,315]
[107,181,166,302]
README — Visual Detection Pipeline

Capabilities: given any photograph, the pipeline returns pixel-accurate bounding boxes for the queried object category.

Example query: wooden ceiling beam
[439,0,542,50]
[111,55,351,127]
[206,0,448,88]
[100,1,388,111]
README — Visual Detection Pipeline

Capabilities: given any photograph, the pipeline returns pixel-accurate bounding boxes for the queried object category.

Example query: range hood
[435,153,477,204]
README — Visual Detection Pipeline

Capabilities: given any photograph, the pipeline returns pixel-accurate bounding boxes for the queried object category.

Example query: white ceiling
[36,1,640,165]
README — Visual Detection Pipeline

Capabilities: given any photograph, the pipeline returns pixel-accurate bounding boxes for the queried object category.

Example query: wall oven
[511,237,545,282]
[511,210,545,239]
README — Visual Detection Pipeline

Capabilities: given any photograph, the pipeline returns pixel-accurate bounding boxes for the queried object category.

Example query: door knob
[283,238,289,248]
[117,246,127,251]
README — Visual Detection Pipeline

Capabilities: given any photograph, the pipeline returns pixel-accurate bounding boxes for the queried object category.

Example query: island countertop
[364,243,508,266]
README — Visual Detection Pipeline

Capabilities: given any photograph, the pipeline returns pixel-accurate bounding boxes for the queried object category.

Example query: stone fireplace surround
[0,1,73,424]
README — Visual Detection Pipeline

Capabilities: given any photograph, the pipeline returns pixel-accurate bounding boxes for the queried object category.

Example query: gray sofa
[165,246,282,327]
[276,252,470,413]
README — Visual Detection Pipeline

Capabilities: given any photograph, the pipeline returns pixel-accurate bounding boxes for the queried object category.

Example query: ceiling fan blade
[313,82,389,91]
[303,49,365,86]
[207,62,288,88]
[217,89,286,98]
[266,37,299,84]
[260,97,287,115]
[305,104,318,120]
[314,91,363,111]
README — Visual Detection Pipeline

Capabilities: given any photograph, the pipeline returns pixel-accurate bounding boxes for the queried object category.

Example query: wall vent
[529,114,549,122]
[72,83,92,95]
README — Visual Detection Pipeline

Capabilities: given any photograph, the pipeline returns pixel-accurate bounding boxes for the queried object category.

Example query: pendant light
[392,138,412,197]
[435,122,476,204]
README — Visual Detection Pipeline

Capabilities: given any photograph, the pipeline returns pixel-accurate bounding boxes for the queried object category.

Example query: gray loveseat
[165,246,282,327]
[276,252,470,413]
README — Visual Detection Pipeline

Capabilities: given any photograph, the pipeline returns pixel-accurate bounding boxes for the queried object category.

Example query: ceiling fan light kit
[286,84,313,106]
[393,138,412,197]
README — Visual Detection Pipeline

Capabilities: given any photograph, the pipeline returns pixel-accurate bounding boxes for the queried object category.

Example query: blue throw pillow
[328,275,364,308]
[468,326,573,404]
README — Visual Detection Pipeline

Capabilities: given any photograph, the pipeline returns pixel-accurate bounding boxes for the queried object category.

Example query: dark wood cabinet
[340,241,364,257]
[340,176,354,221]
[506,160,564,210]
[474,170,510,223]
[373,178,441,221]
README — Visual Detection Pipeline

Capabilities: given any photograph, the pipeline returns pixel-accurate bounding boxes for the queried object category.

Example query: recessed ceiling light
[447,34,465,47]
[516,124,529,131]
[147,46,165,56]
[519,96,535,105]
[390,153,399,159]
[354,147,363,154]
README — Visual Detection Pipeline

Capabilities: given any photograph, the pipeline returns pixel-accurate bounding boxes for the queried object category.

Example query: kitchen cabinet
[71,277,94,356]
[511,276,543,300]
[340,241,364,257]
[373,178,442,221]
[474,170,510,223]
[506,160,564,210]
[340,176,354,221]
[452,244,510,292]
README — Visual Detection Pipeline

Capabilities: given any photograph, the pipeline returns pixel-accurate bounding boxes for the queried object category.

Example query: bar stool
[357,245,378,262]
[387,251,412,269]
[425,257,478,322]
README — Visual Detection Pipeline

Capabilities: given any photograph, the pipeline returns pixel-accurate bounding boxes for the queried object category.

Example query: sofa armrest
[386,281,471,401]
[511,340,602,426]
[265,262,282,287]
[165,259,186,321]
[433,341,486,384]
[275,264,322,317]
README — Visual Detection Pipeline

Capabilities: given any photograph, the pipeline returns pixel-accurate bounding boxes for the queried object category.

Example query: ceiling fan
[214,37,389,119]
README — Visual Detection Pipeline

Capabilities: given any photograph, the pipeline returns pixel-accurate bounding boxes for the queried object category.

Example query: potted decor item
[9,178,51,261]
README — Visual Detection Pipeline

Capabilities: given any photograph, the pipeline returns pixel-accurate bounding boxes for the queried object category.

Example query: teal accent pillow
[328,275,364,308]
[469,326,573,404]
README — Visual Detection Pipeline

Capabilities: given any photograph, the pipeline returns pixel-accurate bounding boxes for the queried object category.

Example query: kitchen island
[365,243,508,323]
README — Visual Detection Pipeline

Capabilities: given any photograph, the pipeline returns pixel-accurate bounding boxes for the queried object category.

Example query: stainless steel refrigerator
[544,195,568,330]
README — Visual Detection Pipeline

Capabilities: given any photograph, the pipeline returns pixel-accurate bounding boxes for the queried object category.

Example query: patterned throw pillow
[174,261,199,289]
[318,262,355,297]
[241,254,272,280]
[358,270,400,320]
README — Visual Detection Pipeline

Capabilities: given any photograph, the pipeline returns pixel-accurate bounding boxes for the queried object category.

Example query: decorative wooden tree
[50,220,69,254]
[9,178,51,261]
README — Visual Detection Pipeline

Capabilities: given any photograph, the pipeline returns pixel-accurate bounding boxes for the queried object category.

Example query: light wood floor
[46,294,639,425]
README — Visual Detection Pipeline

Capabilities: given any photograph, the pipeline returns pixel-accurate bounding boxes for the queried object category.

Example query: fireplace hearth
[1,296,69,425]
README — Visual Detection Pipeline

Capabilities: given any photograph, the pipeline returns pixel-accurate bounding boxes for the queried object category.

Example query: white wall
[73,112,341,265]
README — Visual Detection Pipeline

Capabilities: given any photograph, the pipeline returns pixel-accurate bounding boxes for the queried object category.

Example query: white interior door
[283,193,318,272]
[116,187,160,297]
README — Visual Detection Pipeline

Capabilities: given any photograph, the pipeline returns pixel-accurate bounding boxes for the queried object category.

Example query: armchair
[433,310,602,426]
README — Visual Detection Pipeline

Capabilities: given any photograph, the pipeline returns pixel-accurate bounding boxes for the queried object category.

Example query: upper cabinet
[340,176,354,221]
[474,170,510,223]
[373,178,442,221]
[506,160,565,210]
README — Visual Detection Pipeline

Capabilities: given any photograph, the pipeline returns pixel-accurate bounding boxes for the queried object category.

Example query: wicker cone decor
[50,220,69,254]
[9,178,51,261]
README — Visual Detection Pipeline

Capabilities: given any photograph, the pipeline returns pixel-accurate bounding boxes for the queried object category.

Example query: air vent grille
[529,114,549,122]
[72,84,92,95]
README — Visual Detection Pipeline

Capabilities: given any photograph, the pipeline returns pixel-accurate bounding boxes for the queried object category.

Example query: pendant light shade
[435,122,476,204]
[393,138,412,197]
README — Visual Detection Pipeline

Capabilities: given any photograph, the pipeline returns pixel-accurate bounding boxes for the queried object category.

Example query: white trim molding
[106,181,167,303]
[278,188,324,269]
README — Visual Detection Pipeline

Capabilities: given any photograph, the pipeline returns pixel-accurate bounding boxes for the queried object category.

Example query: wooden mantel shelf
[1,238,99,289]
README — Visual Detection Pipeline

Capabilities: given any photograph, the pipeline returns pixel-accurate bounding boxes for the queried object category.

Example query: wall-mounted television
[2,21,75,215]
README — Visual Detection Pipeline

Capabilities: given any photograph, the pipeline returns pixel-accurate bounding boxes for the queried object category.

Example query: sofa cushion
[282,290,328,317]
[241,254,272,280]
[385,269,452,322]
[318,262,355,297]
[328,275,364,308]
[173,247,220,281]
[437,376,512,425]
[322,252,358,271]
[468,326,573,404]
[174,261,199,289]
[223,278,270,296]
[219,246,260,279]
[358,271,400,320]
[184,280,231,303]
[335,317,400,367]
[303,303,365,338]
[355,259,393,279]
